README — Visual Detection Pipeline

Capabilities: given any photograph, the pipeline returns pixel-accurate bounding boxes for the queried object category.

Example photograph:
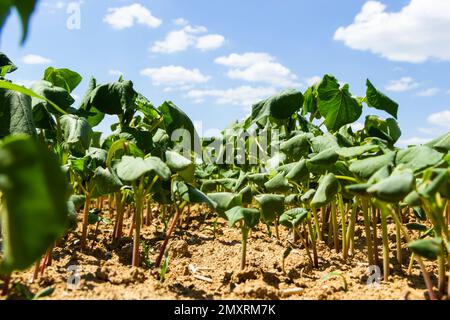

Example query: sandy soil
[1,206,440,300]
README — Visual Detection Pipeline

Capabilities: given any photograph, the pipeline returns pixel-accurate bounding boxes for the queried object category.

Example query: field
[3,203,444,300]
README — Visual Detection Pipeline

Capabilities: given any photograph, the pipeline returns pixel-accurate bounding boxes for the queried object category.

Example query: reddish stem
[155,206,181,268]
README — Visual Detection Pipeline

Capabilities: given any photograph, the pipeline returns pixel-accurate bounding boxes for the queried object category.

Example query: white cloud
[427,110,450,128]
[151,24,224,54]
[417,88,440,97]
[109,69,124,76]
[334,0,450,63]
[104,3,162,30]
[385,77,418,92]
[397,137,430,147]
[173,18,188,26]
[305,76,322,87]
[196,34,225,51]
[140,66,210,86]
[187,86,277,107]
[22,54,52,65]
[215,52,299,87]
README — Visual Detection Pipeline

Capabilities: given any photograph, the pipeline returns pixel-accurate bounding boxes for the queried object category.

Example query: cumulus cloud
[214,52,299,87]
[22,54,52,65]
[334,0,450,63]
[427,110,450,128]
[151,25,224,54]
[140,66,210,86]
[417,88,440,97]
[187,86,277,107]
[173,18,189,26]
[196,34,225,51]
[385,77,418,92]
[104,3,162,30]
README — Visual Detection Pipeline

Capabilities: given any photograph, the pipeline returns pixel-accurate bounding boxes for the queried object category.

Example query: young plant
[225,206,260,270]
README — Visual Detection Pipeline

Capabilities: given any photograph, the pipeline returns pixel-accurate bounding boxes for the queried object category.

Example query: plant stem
[145,198,152,226]
[241,226,249,270]
[361,199,374,266]
[407,253,415,275]
[307,218,319,267]
[395,206,403,268]
[155,202,187,268]
[274,219,280,240]
[372,206,380,266]
[295,227,313,267]
[80,192,91,251]
[346,197,359,256]
[312,208,322,242]
[379,201,437,300]
[331,200,339,252]
[437,256,446,295]
[132,177,145,267]
[338,194,347,259]
[380,208,390,281]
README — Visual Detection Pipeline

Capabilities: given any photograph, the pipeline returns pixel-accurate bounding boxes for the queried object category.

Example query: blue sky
[1,0,449,145]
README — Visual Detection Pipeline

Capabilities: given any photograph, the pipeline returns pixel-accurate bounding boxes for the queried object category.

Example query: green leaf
[158,101,200,154]
[425,131,450,152]
[225,206,260,229]
[43,67,82,93]
[0,1,38,44]
[92,167,123,197]
[32,286,55,300]
[300,189,316,203]
[395,146,443,173]
[366,79,398,118]
[78,78,105,127]
[0,52,17,76]
[405,223,428,232]
[317,75,362,132]
[116,156,171,182]
[255,194,285,223]
[279,208,308,229]
[367,171,415,203]
[0,135,69,273]
[238,185,253,205]
[0,86,36,138]
[251,89,304,125]
[264,173,291,193]
[207,192,242,214]
[408,237,443,261]
[31,80,74,113]
[349,151,396,179]
[173,181,216,208]
[85,79,136,124]
[280,134,310,161]
[310,133,338,153]
[311,173,339,208]
[0,80,67,115]
[345,183,371,197]
[165,150,192,172]
[60,115,92,156]
[364,116,401,144]
[247,173,269,186]
[336,145,379,159]
[286,159,308,182]
[308,148,339,166]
